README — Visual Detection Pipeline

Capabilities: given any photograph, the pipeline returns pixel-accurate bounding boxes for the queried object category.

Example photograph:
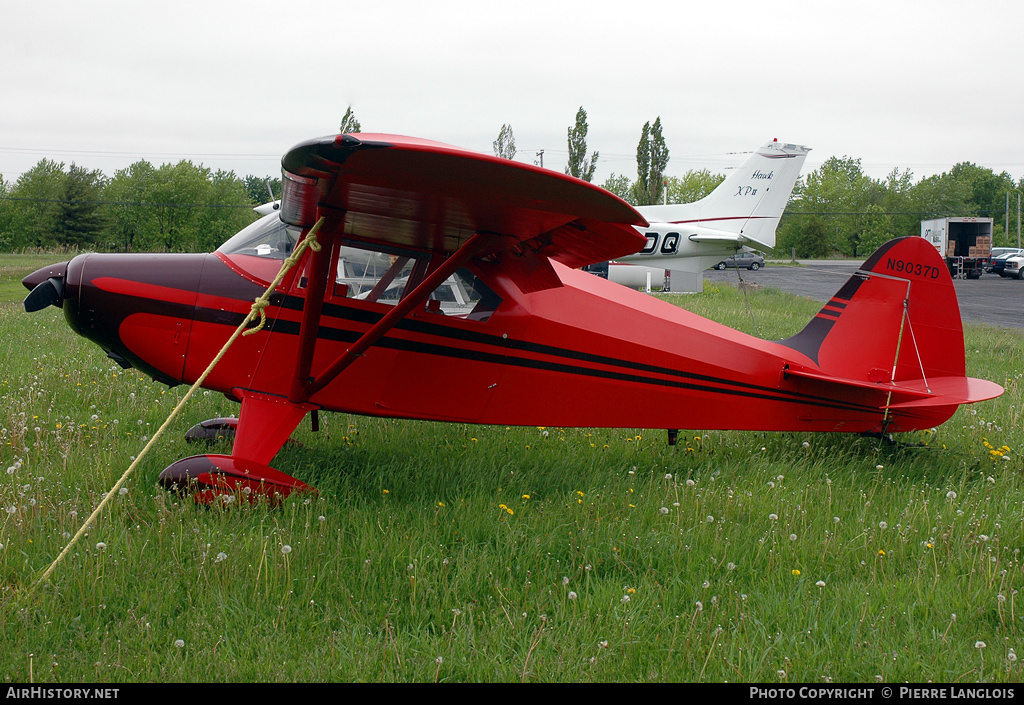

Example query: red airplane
[22,133,1003,503]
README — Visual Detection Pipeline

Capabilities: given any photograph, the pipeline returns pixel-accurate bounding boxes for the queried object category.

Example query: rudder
[779,237,966,385]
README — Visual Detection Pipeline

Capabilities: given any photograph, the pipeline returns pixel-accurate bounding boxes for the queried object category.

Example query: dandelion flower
[792,569,801,576]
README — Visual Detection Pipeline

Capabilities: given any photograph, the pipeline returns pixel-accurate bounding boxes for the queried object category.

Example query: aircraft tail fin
[639,139,810,250]
[778,237,1002,429]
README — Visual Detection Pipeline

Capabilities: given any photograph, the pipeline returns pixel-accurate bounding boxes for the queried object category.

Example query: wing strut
[289,230,498,404]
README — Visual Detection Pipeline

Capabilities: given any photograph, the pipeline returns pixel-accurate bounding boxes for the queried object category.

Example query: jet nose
[23,261,70,312]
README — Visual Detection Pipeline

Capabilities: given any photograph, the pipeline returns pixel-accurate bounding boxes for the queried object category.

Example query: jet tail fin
[778,237,1002,429]
[639,139,810,250]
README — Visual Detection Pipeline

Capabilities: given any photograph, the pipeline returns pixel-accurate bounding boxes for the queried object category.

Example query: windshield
[218,213,301,260]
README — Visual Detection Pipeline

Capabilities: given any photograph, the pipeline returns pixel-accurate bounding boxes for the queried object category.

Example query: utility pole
[1006,192,1010,244]
[1018,192,1021,248]
[535,150,544,169]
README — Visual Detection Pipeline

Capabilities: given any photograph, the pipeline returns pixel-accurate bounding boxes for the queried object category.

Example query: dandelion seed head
[215,552,227,563]
[947,490,957,500]
[95,542,106,551]
[976,641,987,649]
[174,639,184,649]
[816,580,826,588]
[568,591,577,600]
[659,507,669,515]
[769,513,778,521]
[280,544,292,555]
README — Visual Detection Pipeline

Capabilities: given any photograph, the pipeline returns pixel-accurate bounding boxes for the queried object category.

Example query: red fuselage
[53,247,940,436]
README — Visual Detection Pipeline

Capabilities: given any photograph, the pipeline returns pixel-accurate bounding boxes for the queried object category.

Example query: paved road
[703,261,1024,331]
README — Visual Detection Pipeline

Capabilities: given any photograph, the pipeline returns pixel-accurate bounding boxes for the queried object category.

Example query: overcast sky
[3,0,1023,189]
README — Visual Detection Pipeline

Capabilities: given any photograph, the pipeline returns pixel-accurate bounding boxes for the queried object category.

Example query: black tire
[750,262,761,271]
[716,262,726,270]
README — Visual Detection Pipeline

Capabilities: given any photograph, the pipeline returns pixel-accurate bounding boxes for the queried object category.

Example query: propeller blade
[24,277,64,313]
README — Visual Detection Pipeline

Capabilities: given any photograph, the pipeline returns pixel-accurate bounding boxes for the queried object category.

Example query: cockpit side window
[333,242,502,321]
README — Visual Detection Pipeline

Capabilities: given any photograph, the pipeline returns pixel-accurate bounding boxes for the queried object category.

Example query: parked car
[1003,254,1024,280]
[713,252,764,270]
[987,248,1024,276]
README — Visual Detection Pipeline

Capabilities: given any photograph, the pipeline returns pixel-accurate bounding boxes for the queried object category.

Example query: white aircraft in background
[601,139,810,292]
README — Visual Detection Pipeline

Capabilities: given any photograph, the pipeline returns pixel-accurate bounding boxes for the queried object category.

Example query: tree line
[1,104,1021,256]
[0,159,277,253]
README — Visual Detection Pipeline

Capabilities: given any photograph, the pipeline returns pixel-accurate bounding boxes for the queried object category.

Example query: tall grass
[0,271,1021,682]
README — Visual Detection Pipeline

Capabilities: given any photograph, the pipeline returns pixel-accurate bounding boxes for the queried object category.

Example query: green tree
[632,117,669,205]
[53,164,107,248]
[565,106,599,182]
[601,173,634,204]
[795,156,880,256]
[665,169,724,204]
[493,124,516,160]
[103,160,255,252]
[339,106,362,134]
[104,160,156,252]
[6,159,67,249]
[242,174,282,206]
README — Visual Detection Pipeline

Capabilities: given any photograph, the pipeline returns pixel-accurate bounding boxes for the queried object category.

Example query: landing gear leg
[160,390,319,505]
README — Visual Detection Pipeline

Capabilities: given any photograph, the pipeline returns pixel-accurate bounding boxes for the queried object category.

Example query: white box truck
[920,217,994,279]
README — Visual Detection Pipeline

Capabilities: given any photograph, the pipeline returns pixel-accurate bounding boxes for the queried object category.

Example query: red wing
[281,133,648,268]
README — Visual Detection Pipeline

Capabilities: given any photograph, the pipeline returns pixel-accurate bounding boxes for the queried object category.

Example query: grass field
[1,256,1022,683]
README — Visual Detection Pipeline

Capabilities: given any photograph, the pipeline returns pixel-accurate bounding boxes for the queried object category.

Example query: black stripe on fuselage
[190,294,881,416]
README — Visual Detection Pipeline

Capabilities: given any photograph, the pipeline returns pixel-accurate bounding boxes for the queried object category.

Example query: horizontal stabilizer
[777,236,1003,431]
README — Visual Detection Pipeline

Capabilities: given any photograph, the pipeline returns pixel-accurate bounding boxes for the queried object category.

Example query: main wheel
[750,262,761,270]
[716,262,726,270]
